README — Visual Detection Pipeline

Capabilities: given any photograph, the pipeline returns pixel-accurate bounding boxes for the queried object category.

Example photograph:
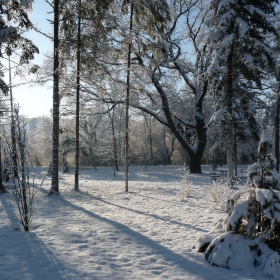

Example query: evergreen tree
[209,79,261,174]
[206,0,279,182]
[227,134,280,239]
[195,134,280,276]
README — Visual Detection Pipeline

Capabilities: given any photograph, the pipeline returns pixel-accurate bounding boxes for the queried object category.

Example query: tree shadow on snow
[54,195,253,280]
[0,194,83,280]
[79,192,208,233]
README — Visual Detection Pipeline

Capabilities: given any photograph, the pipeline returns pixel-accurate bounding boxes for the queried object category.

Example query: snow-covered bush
[194,134,280,277]
[208,180,233,211]
[177,172,192,201]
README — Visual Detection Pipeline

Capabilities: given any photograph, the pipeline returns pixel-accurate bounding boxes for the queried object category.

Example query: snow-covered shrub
[194,133,280,277]
[208,180,233,210]
[177,172,192,201]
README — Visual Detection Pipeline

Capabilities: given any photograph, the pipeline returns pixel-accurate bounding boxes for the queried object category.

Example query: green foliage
[207,0,279,84]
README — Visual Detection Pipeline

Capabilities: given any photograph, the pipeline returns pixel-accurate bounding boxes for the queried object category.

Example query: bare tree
[5,108,35,231]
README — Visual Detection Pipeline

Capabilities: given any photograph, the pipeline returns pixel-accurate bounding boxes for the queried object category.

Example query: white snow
[0,165,277,279]
[243,53,255,70]
[224,200,249,231]
[256,189,273,206]
[236,18,249,37]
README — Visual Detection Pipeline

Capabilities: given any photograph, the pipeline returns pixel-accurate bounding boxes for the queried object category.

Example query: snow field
[0,166,272,279]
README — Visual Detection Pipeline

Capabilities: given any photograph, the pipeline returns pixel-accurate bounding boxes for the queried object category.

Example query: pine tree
[195,134,280,275]
[207,0,279,183]
[226,134,280,239]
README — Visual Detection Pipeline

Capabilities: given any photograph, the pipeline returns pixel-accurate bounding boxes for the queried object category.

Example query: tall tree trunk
[275,91,280,172]
[162,129,175,165]
[234,129,237,176]
[112,119,119,171]
[189,153,202,173]
[144,114,154,165]
[125,3,133,192]
[108,106,119,171]
[225,49,234,184]
[9,58,18,178]
[0,127,5,193]
[113,133,119,171]
[50,0,60,194]
[74,0,81,191]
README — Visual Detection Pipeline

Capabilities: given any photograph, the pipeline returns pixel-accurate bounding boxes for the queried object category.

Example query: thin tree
[275,87,280,172]
[8,58,18,178]
[74,0,82,191]
[50,0,61,194]
[107,104,120,172]
[124,2,134,192]
[0,122,5,193]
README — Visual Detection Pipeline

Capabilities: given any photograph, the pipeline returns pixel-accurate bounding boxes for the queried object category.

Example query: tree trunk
[50,0,60,194]
[74,0,81,191]
[151,65,208,173]
[9,58,18,179]
[0,129,5,194]
[144,114,154,165]
[225,48,234,184]
[125,3,133,192]
[234,130,237,176]
[275,92,280,172]
[189,153,202,173]
[109,107,119,171]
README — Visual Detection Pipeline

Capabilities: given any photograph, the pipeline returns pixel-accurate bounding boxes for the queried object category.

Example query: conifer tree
[207,0,279,183]
[226,134,280,239]
[195,134,280,275]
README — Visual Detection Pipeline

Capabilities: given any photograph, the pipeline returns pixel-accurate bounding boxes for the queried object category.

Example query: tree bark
[225,48,234,184]
[125,3,133,192]
[275,92,280,172]
[144,115,154,165]
[189,153,202,173]
[0,128,5,194]
[234,129,237,176]
[50,0,60,194]
[108,107,119,171]
[9,58,18,179]
[74,0,81,191]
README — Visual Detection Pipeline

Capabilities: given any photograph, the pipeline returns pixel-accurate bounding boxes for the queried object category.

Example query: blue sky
[12,1,53,117]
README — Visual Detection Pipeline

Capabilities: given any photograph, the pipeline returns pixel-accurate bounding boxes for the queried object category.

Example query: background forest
[1,0,280,184]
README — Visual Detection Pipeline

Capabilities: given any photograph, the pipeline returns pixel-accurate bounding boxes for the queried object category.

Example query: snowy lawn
[0,165,272,279]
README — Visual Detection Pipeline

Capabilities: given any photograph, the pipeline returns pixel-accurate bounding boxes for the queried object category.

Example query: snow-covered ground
[0,165,272,279]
